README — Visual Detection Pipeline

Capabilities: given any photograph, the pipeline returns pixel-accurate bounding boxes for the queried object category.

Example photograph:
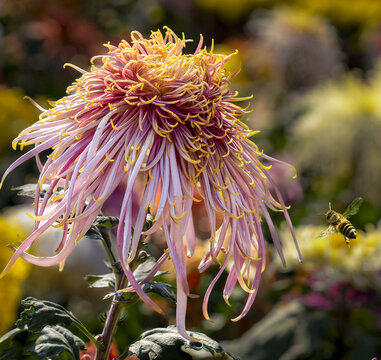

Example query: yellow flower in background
[279,223,381,288]
[293,68,381,205]
[196,0,381,28]
[0,215,30,333]
[0,87,39,156]
[291,0,381,28]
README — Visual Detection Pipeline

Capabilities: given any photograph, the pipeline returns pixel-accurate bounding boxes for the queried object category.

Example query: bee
[321,197,363,246]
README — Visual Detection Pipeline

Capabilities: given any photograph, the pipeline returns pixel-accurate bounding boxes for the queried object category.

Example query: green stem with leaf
[95,227,130,360]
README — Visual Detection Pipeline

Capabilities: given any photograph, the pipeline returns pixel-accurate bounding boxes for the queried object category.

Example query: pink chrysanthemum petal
[1,27,301,337]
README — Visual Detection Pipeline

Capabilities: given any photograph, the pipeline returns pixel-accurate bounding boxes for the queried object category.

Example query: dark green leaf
[85,272,116,289]
[31,325,85,360]
[142,282,177,303]
[0,327,27,351]
[0,328,38,359]
[133,257,167,283]
[112,281,176,304]
[83,226,103,241]
[127,326,240,360]
[106,290,139,304]
[17,297,82,332]
[0,348,37,360]
[84,215,119,243]
[143,211,154,231]
[94,216,119,228]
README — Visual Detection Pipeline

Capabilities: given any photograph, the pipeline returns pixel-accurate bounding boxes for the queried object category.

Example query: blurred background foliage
[1,0,381,359]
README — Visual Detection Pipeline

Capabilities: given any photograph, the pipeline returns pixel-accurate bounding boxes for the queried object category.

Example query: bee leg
[345,236,350,248]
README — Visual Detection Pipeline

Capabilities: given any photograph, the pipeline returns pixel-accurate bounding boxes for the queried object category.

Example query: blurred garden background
[1,0,381,359]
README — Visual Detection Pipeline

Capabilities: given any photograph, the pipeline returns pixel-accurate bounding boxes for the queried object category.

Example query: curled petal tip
[152,304,166,317]
[291,167,298,179]
[26,212,39,221]
[59,260,66,272]
[223,296,231,307]
[203,311,212,322]
[63,63,87,74]
[23,96,35,104]
[23,96,46,112]
[188,293,200,299]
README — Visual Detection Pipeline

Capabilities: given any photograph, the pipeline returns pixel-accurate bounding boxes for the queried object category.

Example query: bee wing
[342,197,363,219]
[319,225,337,238]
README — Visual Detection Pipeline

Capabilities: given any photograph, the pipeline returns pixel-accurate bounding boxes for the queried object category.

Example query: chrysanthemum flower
[1,27,301,338]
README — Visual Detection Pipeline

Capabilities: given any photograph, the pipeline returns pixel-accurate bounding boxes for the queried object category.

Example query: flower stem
[95,264,128,360]
[95,227,130,359]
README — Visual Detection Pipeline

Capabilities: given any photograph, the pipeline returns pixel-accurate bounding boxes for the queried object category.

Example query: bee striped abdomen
[338,220,356,239]
[324,198,362,246]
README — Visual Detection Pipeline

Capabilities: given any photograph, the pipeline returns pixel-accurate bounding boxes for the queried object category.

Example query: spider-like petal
[0,27,301,337]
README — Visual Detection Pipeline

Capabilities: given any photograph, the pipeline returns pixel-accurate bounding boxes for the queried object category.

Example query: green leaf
[0,327,26,352]
[17,297,82,332]
[31,325,85,360]
[142,282,177,303]
[105,290,139,304]
[127,326,240,360]
[0,348,37,360]
[1,298,97,359]
[0,327,39,359]
[112,281,176,305]
[133,256,167,282]
[143,211,154,231]
[83,215,119,242]
[85,272,116,289]
[94,216,119,228]
[84,226,103,241]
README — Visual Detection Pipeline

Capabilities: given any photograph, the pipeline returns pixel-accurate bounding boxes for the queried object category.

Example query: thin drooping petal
[1,27,301,337]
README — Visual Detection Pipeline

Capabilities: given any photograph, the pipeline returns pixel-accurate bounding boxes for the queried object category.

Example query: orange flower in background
[80,342,119,360]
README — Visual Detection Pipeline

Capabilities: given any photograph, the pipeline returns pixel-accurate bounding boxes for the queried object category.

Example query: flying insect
[321,197,363,247]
